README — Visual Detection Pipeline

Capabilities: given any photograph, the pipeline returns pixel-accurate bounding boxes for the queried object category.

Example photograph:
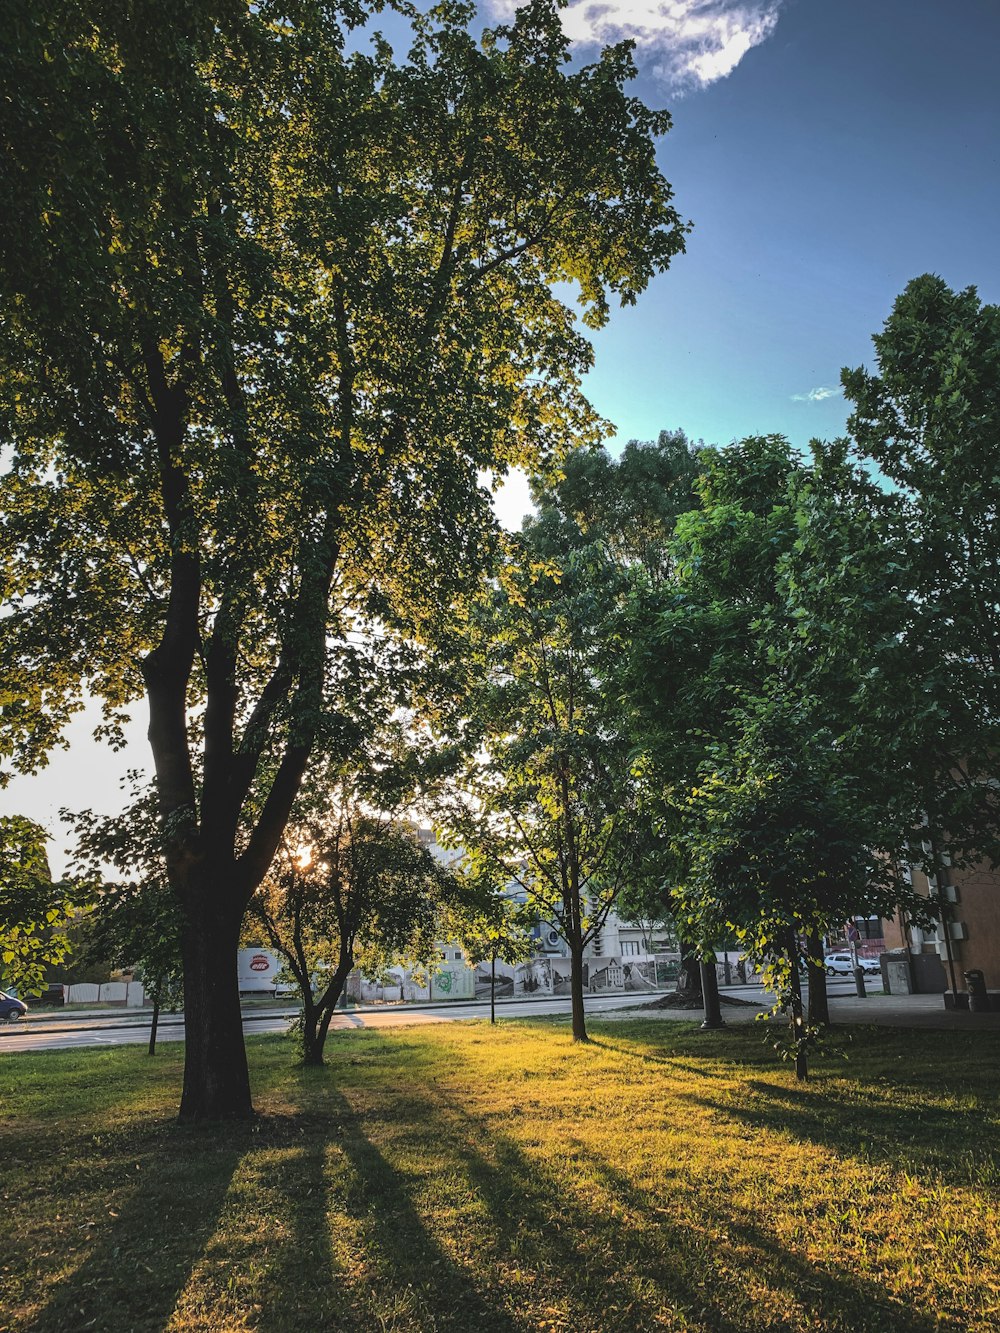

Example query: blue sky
[6,0,1000,865]
[539,0,1000,454]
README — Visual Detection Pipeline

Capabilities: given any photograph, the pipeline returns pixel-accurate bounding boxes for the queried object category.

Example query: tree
[249,807,456,1065]
[549,433,705,998]
[531,430,702,586]
[85,881,183,1055]
[441,512,646,1043]
[438,435,704,1039]
[621,438,802,982]
[0,0,687,1118]
[0,815,87,996]
[447,878,537,1024]
[623,434,934,1064]
[608,837,694,993]
[69,785,184,1052]
[672,696,903,1077]
[838,274,1000,872]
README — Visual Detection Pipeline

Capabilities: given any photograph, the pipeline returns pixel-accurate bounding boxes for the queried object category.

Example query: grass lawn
[1,1018,998,1333]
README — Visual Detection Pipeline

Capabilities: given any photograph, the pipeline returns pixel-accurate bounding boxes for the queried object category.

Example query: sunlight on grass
[2,1019,998,1331]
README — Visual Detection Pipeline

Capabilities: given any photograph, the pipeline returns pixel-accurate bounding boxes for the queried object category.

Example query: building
[882,857,1000,997]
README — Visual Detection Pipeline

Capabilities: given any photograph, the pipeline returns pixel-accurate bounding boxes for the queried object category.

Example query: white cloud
[791,386,841,403]
[486,1,783,91]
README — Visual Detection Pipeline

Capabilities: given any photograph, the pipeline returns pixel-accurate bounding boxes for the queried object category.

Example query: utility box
[911,952,947,993]
[883,954,913,995]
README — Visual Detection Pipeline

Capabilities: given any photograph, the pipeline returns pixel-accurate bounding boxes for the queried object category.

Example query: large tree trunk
[805,928,830,1027]
[569,941,588,1043]
[490,954,496,1025]
[699,957,725,1029]
[302,1013,328,1067]
[677,939,703,998]
[178,895,252,1122]
[148,993,160,1057]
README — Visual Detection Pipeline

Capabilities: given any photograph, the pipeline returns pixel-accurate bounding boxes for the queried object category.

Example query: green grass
[1,1019,998,1332]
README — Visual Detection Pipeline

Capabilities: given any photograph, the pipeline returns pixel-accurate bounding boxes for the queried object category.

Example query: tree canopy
[838,274,1000,871]
[440,451,672,1041]
[0,815,86,995]
[0,0,687,1118]
[621,434,930,1036]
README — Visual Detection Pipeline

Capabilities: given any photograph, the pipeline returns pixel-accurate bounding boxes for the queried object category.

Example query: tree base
[177,1102,257,1125]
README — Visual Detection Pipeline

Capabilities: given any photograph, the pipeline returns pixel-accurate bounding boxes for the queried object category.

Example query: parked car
[0,990,28,1021]
[824,952,881,976]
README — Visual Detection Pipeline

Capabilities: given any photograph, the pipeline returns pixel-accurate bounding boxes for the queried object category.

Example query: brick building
[882,858,1000,996]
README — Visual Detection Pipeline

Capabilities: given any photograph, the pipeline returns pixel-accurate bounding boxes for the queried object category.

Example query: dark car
[0,990,28,1021]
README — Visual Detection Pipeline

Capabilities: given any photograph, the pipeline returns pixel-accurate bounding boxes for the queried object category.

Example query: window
[621,940,641,956]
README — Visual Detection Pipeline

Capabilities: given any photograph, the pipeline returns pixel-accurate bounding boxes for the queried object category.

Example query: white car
[824,952,880,976]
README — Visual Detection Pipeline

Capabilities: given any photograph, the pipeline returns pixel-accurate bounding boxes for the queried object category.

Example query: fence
[62,981,147,1006]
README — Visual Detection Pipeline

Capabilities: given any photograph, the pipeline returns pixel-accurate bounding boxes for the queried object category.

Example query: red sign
[249,954,270,972]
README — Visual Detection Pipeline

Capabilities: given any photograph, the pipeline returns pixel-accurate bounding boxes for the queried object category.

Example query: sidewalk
[818,991,1000,1030]
[604,990,1000,1031]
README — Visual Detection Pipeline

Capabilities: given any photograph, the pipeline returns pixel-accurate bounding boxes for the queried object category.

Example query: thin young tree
[85,881,183,1055]
[441,520,645,1043]
[250,806,455,1065]
[448,879,537,1024]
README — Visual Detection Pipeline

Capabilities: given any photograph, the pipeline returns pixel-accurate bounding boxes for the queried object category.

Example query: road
[0,981,870,1054]
[0,992,668,1053]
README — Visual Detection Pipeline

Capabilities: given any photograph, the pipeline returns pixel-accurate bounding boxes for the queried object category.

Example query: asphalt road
[0,981,869,1054]
[0,993,662,1053]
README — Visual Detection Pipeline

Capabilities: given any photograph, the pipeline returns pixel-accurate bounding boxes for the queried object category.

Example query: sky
[5,0,1000,870]
[547,0,1000,453]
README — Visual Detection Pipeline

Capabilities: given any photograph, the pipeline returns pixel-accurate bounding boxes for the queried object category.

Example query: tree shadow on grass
[580,1145,951,1333]
[414,1077,963,1333]
[172,1108,377,1333]
[439,1105,751,1333]
[272,1073,523,1333]
[304,1060,798,1331]
[260,1138,362,1331]
[587,1033,720,1077]
[688,1077,999,1188]
[22,1117,247,1333]
[587,1024,785,1082]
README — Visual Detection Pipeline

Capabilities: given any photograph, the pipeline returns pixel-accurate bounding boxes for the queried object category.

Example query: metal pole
[850,941,867,998]
[926,831,961,1001]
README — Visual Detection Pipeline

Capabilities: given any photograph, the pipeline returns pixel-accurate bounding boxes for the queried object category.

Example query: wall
[885,861,1000,991]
